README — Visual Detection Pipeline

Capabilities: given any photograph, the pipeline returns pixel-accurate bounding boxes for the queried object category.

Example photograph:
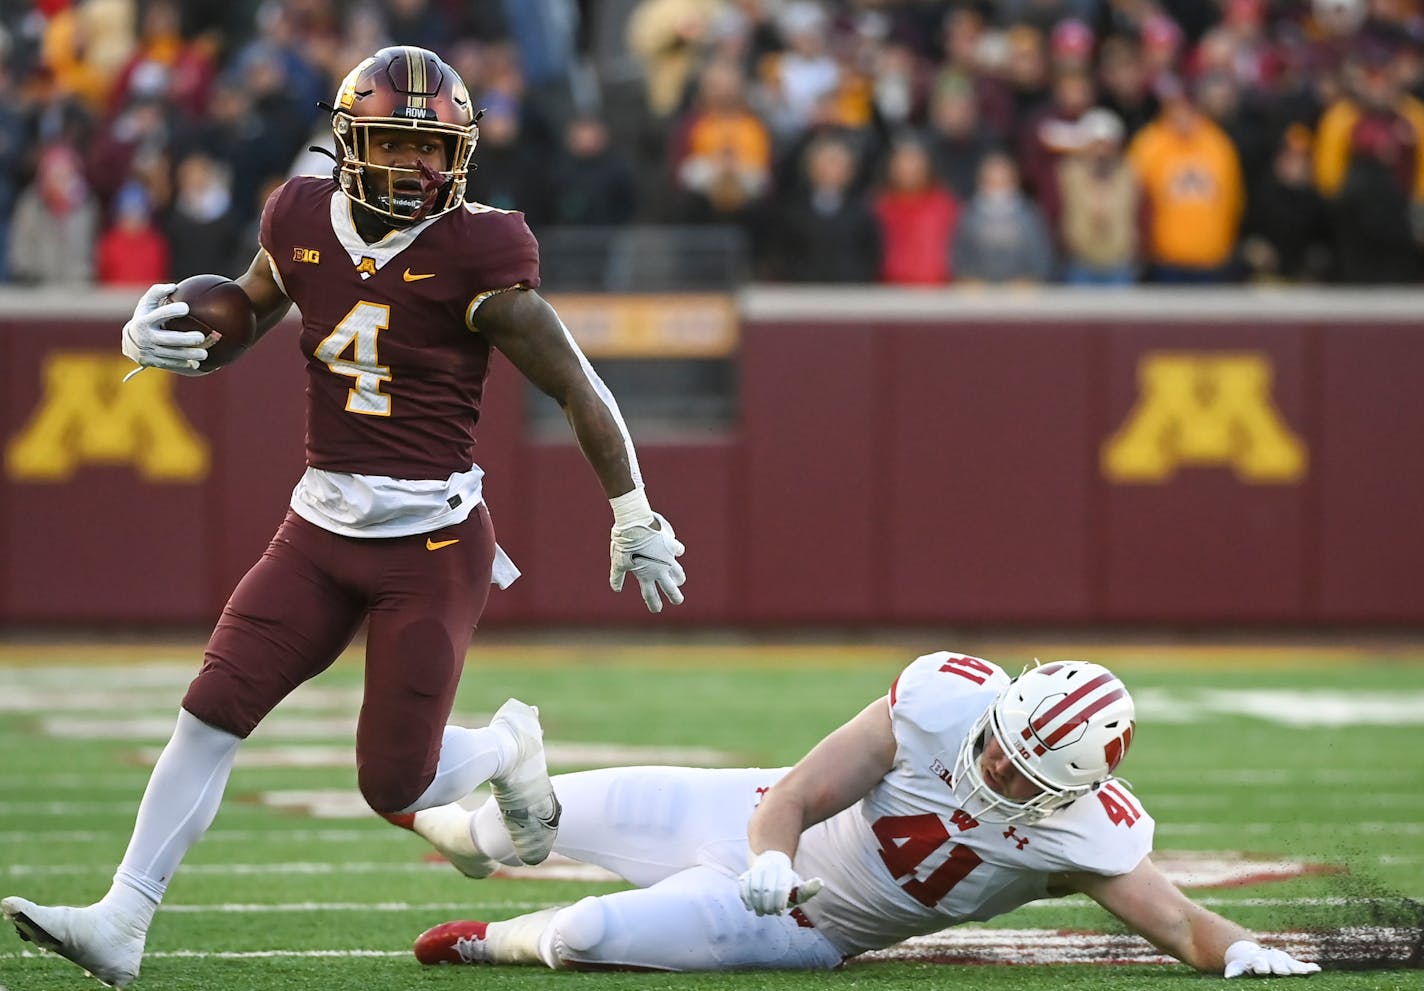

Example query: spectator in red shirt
[96,182,170,287]
[873,136,961,284]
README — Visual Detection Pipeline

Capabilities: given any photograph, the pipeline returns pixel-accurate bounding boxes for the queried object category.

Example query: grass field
[1,638,1422,991]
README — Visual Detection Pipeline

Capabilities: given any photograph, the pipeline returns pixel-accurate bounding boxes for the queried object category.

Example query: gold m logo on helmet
[1102,352,1307,483]
[5,353,209,482]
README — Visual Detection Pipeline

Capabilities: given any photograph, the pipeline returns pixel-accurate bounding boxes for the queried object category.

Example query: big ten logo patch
[5,352,209,481]
[1102,352,1307,483]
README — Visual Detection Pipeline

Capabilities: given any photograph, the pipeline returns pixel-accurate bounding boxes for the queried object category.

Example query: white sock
[471,797,519,865]
[110,709,241,909]
[487,907,561,966]
[395,724,516,814]
[96,879,157,933]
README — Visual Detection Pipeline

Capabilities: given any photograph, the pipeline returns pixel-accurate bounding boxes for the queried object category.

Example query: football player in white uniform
[396,653,1320,978]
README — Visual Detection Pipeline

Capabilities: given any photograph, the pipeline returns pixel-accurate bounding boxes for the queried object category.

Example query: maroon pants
[183,505,497,812]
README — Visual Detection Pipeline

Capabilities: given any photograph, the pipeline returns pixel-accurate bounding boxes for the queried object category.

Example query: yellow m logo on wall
[1102,352,1307,483]
[5,353,209,481]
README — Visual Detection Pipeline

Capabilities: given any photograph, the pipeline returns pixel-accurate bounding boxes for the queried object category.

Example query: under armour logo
[1002,825,1030,850]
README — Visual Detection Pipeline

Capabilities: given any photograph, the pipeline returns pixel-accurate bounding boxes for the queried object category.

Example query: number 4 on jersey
[316,301,392,415]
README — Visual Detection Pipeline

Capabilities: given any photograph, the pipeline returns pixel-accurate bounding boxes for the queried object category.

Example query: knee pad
[549,897,607,960]
[358,761,432,815]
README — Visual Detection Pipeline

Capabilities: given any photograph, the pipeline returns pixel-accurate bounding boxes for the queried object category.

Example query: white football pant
[470,766,844,971]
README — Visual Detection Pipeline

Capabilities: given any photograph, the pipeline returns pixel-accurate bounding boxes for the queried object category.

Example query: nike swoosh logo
[403,269,436,282]
[502,795,561,830]
[426,538,460,551]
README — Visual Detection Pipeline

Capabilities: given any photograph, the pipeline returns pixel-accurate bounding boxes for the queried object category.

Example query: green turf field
[1,640,1422,990]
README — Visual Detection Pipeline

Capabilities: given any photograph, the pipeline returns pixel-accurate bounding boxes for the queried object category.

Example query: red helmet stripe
[1027,672,1116,733]
[1038,687,1127,748]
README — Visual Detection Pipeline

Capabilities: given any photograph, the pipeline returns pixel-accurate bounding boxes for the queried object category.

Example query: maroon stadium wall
[2,288,1421,628]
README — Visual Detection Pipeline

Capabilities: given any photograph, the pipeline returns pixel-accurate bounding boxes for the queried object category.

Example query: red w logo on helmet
[1102,722,1135,772]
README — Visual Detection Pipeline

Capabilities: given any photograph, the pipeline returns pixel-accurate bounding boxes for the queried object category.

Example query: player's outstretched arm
[474,287,686,612]
[740,698,897,915]
[1067,856,1321,978]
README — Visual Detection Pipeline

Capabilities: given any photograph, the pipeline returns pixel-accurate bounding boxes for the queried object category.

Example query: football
[167,274,257,372]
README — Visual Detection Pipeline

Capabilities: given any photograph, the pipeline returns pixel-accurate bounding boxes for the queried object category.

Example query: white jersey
[795,652,1154,957]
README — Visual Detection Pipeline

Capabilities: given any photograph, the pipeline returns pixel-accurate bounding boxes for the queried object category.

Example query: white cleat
[488,699,561,865]
[2,896,144,989]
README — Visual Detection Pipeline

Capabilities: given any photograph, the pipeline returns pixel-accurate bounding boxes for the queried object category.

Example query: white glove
[121,283,208,373]
[609,491,686,613]
[1224,940,1321,978]
[737,850,823,916]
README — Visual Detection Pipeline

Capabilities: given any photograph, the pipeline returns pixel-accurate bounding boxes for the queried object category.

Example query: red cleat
[414,920,491,965]
[381,812,416,831]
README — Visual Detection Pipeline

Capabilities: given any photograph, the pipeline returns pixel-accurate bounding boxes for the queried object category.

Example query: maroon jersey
[260,175,540,479]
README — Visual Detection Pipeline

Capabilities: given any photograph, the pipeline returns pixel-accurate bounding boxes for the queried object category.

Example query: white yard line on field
[137,896,1424,913]
[4,926,1419,968]
[0,829,386,843]
[5,948,408,961]
[1145,792,1424,808]
[1,858,623,883]
[862,925,1423,966]
[1156,821,1424,835]
[1139,770,1422,786]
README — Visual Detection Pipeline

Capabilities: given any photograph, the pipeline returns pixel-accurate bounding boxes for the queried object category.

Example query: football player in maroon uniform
[2,46,686,989]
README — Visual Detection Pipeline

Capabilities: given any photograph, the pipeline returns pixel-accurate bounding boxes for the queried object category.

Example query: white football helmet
[953,661,1136,823]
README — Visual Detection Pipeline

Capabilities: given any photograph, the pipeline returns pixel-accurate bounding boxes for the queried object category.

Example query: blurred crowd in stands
[4,0,1424,290]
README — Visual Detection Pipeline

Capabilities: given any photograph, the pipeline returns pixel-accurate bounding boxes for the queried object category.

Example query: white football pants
[471,766,845,971]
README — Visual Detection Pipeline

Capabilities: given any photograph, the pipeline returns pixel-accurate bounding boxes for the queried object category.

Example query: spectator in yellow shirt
[669,58,773,223]
[1313,40,1424,202]
[1127,75,1245,282]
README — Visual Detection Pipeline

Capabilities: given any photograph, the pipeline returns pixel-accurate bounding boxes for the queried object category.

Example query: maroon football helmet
[330,46,477,224]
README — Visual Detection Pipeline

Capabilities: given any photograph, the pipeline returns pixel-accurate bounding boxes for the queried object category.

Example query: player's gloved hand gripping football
[738,850,824,916]
[121,282,208,373]
[1223,939,1321,978]
[609,488,686,613]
